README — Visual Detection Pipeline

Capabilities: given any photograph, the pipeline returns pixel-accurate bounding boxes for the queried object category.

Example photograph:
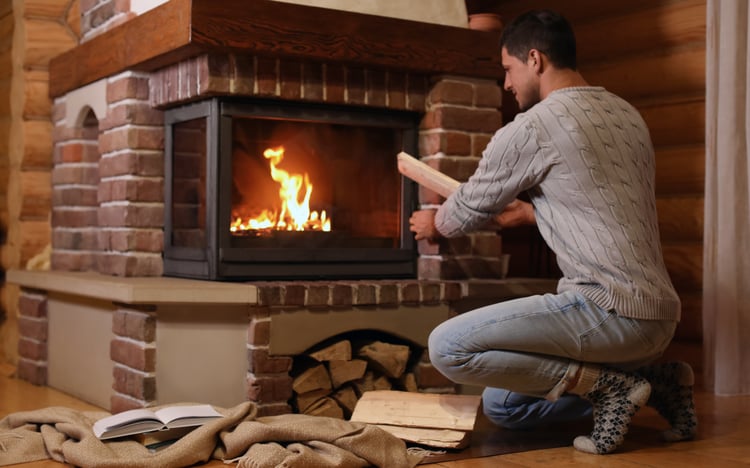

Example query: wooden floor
[2,363,749,467]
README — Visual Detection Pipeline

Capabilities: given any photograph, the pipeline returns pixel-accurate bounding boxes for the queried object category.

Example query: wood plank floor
[2,363,749,467]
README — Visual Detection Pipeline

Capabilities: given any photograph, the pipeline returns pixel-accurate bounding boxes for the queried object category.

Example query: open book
[93,404,223,440]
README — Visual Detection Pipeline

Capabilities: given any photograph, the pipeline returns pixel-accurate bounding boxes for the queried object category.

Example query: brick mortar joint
[113,363,156,377]
[17,356,48,366]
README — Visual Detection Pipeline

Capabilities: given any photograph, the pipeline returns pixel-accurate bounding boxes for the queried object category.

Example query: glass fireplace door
[164,98,419,281]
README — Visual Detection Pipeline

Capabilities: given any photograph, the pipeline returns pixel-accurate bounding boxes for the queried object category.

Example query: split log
[327,359,367,388]
[294,388,330,413]
[332,385,358,418]
[372,374,393,391]
[350,390,481,432]
[304,397,344,419]
[397,372,418,393]
[292,364,332,394]
[397,152,460,198]
[352,370,375,397]
[357,341,410,378]
[309,340,352,362]
[373,424,471,449]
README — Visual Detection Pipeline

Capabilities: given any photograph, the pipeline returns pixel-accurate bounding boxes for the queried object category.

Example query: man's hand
[493,199,536,229]
[409,210,441,241]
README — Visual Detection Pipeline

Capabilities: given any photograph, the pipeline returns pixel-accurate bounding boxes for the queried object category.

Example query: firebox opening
[164,98,420,281]
[290,329,426,418]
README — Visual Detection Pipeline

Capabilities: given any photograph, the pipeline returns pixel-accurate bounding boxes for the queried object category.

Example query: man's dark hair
[499,10,577,70]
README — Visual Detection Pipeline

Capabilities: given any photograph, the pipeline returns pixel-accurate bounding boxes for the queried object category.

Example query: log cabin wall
[484,0,706,378]
[0,1,79,367]
[1,0,707,388]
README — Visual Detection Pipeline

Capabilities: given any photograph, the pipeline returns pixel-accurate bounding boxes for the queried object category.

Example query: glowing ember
[230,146,331,234]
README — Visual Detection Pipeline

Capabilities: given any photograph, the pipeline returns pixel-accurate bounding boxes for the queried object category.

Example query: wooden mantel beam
[49,0,504,98]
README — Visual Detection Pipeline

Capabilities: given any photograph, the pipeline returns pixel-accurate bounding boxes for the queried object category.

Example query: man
[409,10,697,454]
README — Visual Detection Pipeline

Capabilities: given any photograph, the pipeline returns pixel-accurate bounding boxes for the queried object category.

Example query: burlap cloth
[0,402,423,467]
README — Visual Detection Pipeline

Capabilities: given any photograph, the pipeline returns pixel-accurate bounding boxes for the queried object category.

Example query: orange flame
[230,146,331,234]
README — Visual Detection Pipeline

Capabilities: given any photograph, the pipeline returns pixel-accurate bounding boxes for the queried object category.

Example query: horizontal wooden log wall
[0,0,79,365]
[493,0,706,378]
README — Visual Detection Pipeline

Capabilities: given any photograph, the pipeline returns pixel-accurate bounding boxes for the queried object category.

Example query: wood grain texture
[4,370,750,468]
[49,0,504,98]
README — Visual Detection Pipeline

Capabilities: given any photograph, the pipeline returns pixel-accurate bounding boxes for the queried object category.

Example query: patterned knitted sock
[573,368,651,454]
[637,361,698,442]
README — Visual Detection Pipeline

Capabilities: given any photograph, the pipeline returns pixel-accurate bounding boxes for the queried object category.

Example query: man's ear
[528,49,543,72]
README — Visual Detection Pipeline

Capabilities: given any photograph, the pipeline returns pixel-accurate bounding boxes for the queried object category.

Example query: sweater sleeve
[434,114,547,238]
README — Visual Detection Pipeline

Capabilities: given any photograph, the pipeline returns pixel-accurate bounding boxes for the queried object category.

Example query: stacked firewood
[290,338,419,419]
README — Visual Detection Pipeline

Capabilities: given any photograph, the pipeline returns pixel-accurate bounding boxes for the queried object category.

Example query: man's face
[501,47,541,111]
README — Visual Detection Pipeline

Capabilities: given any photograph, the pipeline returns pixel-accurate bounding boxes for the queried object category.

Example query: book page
[94,408,160,433]
[93,408,163,439]
[153,404,222,426]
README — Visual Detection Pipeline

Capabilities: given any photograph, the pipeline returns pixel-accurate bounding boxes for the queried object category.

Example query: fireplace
[164,98,419,280]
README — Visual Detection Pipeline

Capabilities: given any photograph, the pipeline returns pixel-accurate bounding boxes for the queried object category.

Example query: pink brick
[400,282,421,304]
[52,228,99,251]
[353,284,376,305]
[96,252,163,277]
[233,54,256,95]
[387,71,406,108]
[18,316,48,342]
[428,80,474,106]
[98,126,164,154]
[51,164,99,186]
[302,62,324,101]
[18,337,47,361]
[113,365,156,400]
[97,204,164,228]
[16,359,47,386]
[53,186,98,207]
[377,283,398,306]
[346,67,366,105]
[421,107,503,133]
[102,229,163,253]
[256,57,277,96]
[366,70,386,107]
[111,338,156,372]
[279,61,302,99]
[99,151,164,178]
[248,315,271,346]
[18,293,47,318]
[98,178,163,203]
[107,75,150,102]
[247,347,293,374]
[306,284,330,306]
[246,373,293,404]
[51,250,96,272]
[113,308,156,341]
[330,284,353,307]
[325,64,345,103]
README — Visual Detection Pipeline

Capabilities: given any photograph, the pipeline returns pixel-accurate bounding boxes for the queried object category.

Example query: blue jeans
[429,290,676,400]
[482,387,592,429]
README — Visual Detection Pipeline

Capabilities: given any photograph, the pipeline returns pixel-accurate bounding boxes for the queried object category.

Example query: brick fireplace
[9,0,557,416]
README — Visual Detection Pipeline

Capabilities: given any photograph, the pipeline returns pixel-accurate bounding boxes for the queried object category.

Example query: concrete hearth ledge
[7,269,258,305]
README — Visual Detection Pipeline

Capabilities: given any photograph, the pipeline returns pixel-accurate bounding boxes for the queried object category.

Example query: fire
[230,146,331,234]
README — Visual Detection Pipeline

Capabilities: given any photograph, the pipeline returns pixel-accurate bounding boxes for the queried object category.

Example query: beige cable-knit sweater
[435,86,680,321]
[0,402,423,467]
